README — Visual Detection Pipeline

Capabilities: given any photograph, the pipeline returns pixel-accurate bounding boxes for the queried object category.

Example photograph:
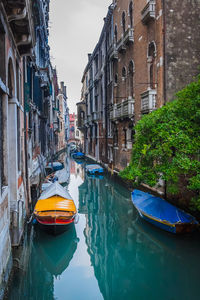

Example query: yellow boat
[34,182,77,234]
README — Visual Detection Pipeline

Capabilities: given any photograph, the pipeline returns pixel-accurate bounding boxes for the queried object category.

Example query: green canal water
[7,155,200,300]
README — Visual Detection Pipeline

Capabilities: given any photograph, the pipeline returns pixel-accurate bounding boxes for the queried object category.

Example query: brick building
[79,0,200,173]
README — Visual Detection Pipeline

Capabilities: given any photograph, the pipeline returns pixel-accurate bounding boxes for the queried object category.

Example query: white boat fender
[74,214,79,224]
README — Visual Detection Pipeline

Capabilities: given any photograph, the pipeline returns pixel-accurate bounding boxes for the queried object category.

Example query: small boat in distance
[47,161,64,171]
[132,190,198,234]
[85,164,104,175]
[34,182,77,234]
[72,152,85,159]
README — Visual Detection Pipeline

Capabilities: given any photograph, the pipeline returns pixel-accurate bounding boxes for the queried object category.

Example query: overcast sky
[49,0,112,113]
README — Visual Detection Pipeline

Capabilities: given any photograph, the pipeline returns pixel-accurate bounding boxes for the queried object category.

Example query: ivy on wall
[120,76,200,210]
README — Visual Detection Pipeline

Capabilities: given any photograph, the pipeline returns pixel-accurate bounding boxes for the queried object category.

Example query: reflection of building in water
[8,228,54,300]
[70,157,85,179]
[9,226,78,299]
[34,225,78,277]
[70,160,76,175]
[74,163,84,180]
[79,176,200,300]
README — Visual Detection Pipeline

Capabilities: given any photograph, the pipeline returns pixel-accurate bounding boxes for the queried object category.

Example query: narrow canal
[7,152,200,300]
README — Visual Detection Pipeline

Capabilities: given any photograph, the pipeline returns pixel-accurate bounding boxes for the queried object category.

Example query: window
[0,94,3,191]
[114,24,118,43]
[0,22,6,83]
[113,128,118,147]
[122,11,126,34]
[17,108,20,171]
[129,2,133,28]
[148,42,156,89]
[128,61,134,97]
[123,129,127,148]
[122,67,126,79]
[114,73,118,84]
[95,55,98,74]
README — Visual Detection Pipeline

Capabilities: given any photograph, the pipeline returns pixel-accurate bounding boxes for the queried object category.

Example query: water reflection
[79,174,200,300]
[34,225,78,277]
[8,225,78,300]
[7,154,200,300]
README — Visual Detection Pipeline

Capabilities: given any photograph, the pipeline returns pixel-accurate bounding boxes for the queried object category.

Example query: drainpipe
[104,27,108,163]
[23,57,30,216]
[162,0,166,106]
[162,0,167,199]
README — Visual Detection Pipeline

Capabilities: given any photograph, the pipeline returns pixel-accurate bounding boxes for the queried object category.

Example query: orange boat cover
[34,196,77,213]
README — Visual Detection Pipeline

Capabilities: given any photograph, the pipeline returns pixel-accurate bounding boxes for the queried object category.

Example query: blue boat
[85,164,104,175]
[132,190,198,234]
[72,152,85,159]
[47,162,64,171]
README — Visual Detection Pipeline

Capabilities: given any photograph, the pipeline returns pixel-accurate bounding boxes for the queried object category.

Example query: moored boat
[85,164,104,175]
[132,189,198,234]
[34,182,77,234]
[47,161,64,171]
[72,151,85,159]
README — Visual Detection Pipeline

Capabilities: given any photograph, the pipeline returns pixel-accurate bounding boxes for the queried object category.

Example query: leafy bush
[120,76,200,209]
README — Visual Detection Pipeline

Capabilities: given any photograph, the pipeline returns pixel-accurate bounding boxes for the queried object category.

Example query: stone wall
[165,0,200,101]
[0,190,12,300]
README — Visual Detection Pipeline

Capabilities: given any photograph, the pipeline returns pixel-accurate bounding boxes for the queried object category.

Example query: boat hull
[132,189,198,234]
[36,217,75,235]
[138,209,197,234]
[139,211,176,234]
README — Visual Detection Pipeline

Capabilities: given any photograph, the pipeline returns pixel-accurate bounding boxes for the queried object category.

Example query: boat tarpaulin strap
[39,181,73,200]
[132,189,197,224]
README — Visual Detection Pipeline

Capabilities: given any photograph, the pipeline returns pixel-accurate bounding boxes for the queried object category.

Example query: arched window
[122,11,126,34]
[80,111,85,120]
[148,42,156,89]
[148,42,156,58]
[8,59,15,98]
[128,61,134,97]
[129,1,133,28]
[114,24,118,43]
[114,73,118,84]
[122,66,126,79]
[123,128,127,148]
[113,128,118,147]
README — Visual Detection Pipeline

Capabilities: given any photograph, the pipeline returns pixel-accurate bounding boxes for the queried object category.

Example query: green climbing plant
[120,75,200,210]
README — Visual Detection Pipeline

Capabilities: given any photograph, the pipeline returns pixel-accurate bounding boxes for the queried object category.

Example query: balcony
[141,0,156,24]
[108,43,118,60]
[123,28,134,45]
[3,0,35,55]
[141,89,157,113]
[116,38,126,53]
[110,98,135,121]
[116,28,134,53]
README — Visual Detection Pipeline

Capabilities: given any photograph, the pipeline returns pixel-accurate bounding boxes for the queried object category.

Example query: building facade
[79,0,200,173]
[0,0,68,297]
[57,81,69,150]
[0,0,35,295]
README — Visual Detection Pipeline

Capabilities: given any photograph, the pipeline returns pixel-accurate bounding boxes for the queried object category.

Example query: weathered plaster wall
[165,0,200,101]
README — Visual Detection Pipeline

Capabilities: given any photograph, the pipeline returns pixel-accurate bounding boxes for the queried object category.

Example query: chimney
[88,53,91,61]
[64,86,67,97]
[60,81,64,93]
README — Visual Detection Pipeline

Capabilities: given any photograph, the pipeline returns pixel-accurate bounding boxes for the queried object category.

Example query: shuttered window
[0,95,3,192]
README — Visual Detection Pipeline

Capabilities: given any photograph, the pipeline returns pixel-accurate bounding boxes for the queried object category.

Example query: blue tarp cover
[72,152,84,157]
[132,190,197,224]
[85,164,104,173]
